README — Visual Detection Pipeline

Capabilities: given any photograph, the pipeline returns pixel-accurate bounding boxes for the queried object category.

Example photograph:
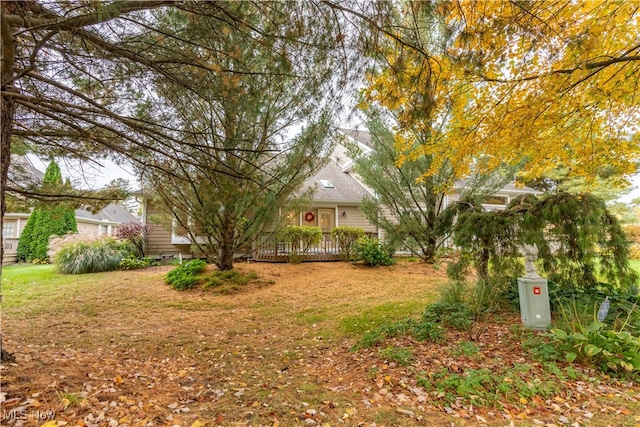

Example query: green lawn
[629,259,640,275]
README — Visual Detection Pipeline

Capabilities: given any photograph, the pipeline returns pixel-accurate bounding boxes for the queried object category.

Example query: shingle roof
[300,159,372,203]
[8,155,45,184]
[337,128,374,149]
[454,179,539,195]
[75,203,140,224]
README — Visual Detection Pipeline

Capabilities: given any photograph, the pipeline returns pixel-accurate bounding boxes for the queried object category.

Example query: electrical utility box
[518,277,551,330]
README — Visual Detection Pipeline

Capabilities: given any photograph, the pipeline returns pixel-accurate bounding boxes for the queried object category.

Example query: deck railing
[2,238,19,264]
[252,232,377,262]
[2,237,18,253]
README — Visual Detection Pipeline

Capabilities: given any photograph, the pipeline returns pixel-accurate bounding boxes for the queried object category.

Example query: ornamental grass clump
[51,234,130,274]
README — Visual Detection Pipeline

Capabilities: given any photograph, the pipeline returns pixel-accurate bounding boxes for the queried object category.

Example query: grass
[1,264,110,310]
[629,259,640,274]
[2,261,637,426]
[379,345,415,366]
[339,300,428,335]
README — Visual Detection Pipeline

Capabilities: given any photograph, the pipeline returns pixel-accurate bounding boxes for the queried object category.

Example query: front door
[317,208,335,234]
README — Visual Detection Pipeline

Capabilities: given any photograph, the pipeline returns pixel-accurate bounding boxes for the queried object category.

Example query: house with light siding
[2,156,140,264]
[140,129,539,262]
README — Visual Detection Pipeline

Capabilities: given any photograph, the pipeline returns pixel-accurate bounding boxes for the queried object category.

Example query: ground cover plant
[164,259,207,290]
[1,261,638,426]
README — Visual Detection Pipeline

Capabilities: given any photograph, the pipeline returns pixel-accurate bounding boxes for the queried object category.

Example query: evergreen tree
[349,112,449,262]
[141,3,345,271]
[16,161,77,262]
[444,192,637,290]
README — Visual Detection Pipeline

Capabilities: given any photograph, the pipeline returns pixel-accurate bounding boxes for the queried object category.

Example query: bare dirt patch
[1,261,638,426]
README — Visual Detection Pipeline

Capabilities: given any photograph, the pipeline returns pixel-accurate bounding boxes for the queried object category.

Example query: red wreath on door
[304,212,315,222]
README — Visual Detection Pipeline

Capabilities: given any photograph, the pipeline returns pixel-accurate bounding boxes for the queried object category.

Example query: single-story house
[140,129,539,262]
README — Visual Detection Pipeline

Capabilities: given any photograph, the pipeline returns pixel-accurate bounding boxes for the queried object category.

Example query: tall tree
[361,1,640,188]
[16,160,77,262]
[139,3,354,270]
[0,1,383,267]
[349,112,450,262]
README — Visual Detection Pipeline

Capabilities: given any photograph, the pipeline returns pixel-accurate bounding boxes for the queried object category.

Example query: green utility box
[517,277,551,330]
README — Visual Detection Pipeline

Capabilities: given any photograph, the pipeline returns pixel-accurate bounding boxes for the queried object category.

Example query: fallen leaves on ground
[1,263,638,426]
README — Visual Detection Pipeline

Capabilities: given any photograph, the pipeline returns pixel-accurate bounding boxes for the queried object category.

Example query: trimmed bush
[52,235,129,274]
[278,225,322,264]
[165,259,206,290]
[354,237,395,266]
[331,226,365,261]
[118,255,159,270]
[16,160,77,262]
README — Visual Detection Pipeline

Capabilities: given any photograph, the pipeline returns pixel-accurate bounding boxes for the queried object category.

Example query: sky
[29,154,139,190]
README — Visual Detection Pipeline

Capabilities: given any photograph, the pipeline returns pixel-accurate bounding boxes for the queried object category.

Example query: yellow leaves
[40,422,57,427]
[114,375,124,384]
[364,0,640,185]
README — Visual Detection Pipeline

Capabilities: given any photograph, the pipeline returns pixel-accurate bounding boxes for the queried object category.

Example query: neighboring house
[2,156,140,265]
[140,128,539,262]
[73,204,140,236]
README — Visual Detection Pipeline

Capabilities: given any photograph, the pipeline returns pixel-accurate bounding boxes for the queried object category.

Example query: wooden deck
[2,238,18,265]
[251,232,376,263]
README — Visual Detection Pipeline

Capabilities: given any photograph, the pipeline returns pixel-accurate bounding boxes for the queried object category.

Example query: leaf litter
[1,262,638,426]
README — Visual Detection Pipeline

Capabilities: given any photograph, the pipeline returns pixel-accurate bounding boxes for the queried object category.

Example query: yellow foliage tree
[364,0,640,188]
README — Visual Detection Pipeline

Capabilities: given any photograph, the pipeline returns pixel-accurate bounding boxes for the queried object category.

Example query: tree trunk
[476,247,490,283]
[421,234,437,264]
[217,224,235,271]
[1,9,17,362]
[0,92,12,268]
[0,66,15,365]
[218,242,234,271]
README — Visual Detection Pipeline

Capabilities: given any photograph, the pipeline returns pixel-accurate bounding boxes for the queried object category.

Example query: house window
[484,196,508,205]
[2,222,15,239]
[100,224,110,235]
[319,179,334,188]
[283,211,300,226]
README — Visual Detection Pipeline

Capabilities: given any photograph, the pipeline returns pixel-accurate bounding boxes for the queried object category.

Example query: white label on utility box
[536,314,541,319]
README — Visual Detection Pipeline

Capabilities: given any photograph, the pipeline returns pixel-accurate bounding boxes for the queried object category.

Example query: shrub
[423,300,473,331]
[331,226,365,261]
[52,235,129,274]
[16,161,77,262]
[118,255,159,270]
[353,237,395,266]
[165,259,206,290]
[114,223,149,257]
[623,225,640,245]
[629,243,640,260]
[549,281,639,334]
[277,226,322,264]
